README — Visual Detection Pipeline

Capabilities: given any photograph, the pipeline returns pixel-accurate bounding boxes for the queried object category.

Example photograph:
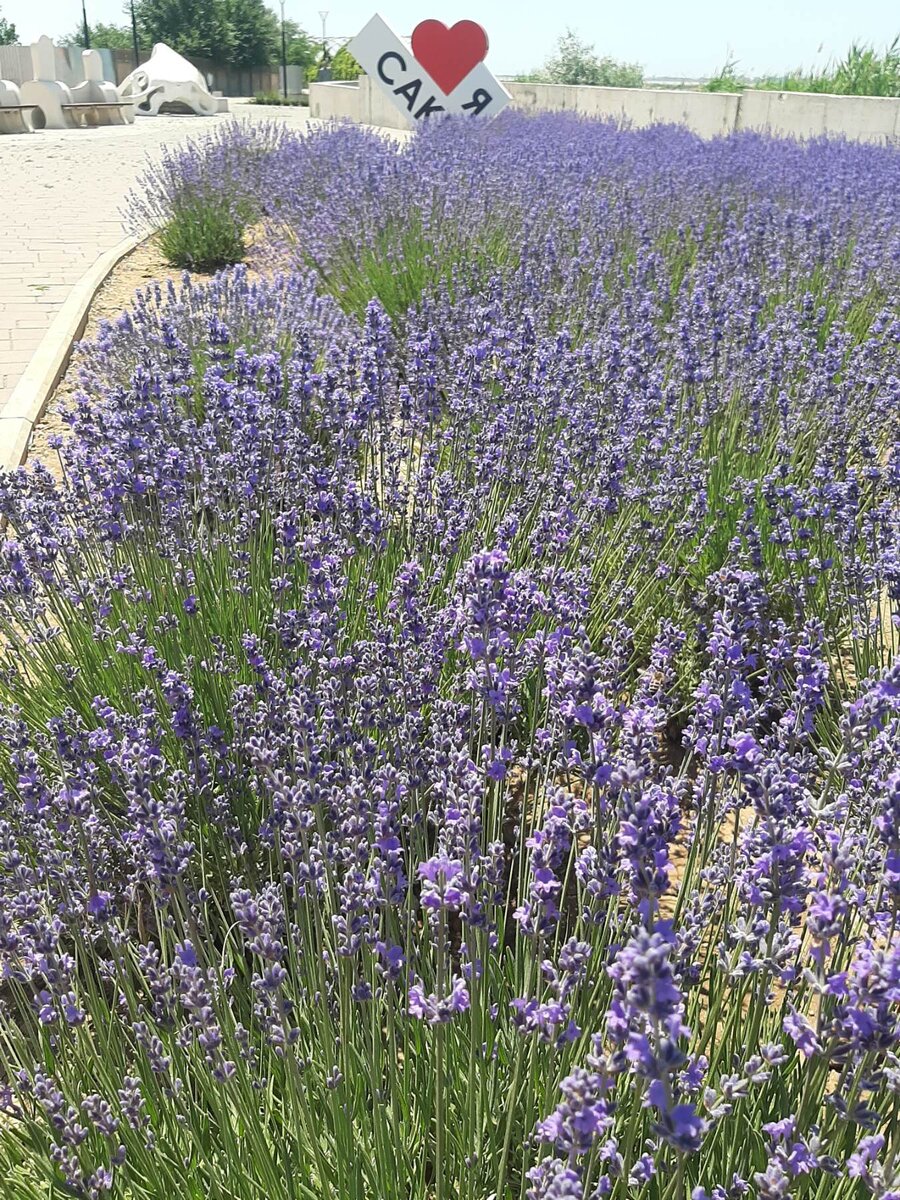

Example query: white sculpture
[119,44,228,116]
[67,49,134,124]
[19,35,73,130]
[0,78,38,134]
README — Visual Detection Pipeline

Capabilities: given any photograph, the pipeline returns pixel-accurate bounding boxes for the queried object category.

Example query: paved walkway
[0,102,311,413]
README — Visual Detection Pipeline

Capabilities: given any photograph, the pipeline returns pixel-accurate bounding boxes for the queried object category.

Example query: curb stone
[0,234,140,473]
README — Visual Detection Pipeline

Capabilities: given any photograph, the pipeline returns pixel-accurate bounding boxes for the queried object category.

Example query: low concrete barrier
[310,75,900,143]
[310,80,362,122]
[736,88,900,142]
[310,76,416,131]
[0,43,77,86]
[509,82,741,140]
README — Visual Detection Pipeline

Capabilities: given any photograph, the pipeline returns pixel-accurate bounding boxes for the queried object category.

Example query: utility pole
[280,0,288,98]
[129,0,140,68]
[81,0,90,48]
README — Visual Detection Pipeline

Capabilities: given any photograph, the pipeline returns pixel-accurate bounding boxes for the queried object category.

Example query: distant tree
[133,0,314,67]
[0,6,17,44]
[65,22,145,50]
[282,19,317,71]
[533,29,644,88]
[223,0,278,67]
[330,43,362,81]
[134,0,234,61]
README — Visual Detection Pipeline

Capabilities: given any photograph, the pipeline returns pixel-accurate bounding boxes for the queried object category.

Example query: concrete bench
[0,104,39,133]
[19,40,134,129]
[61,100,133,128]
[0,80,40,133]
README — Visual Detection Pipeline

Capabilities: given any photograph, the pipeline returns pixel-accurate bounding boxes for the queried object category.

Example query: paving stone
[0,103,312,421]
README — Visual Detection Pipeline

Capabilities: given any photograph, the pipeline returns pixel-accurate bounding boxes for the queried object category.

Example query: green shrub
[704,58,743,92]
[321,212,520,321]
[830,37,900,95]
[251,88,305,105]
[158,198,248,271]
[758,39,900,97]
[331,43,363,80]
[526,29,644,87]
[708,37,900,97]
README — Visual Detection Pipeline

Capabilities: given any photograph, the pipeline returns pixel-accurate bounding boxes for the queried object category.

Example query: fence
[0,44,303,97]
[310,75,900,143]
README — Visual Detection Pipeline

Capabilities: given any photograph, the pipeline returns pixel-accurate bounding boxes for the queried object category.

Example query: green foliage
[64,21,145,50]
[134,0,234,61]
[0,5,16,44]
[707,38,900,97]
[133,0,312,66]
[283,20,317,70]
[704,58,742,92]
[252,89,305,106]
[331,43,362,81]
[158,199,248,271]
[320,213,519,322]
[830,37,900,95]
[222,0,278,67]
[758,38,900,97]
[132,3,320,70]
[526,29,644,88]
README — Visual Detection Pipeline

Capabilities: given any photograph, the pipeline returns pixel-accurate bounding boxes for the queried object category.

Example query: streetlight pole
[129,0,140,68]
[81,0,90,48]
[278,0,289,99]
[278,0,289,98]
[318,10,328,54]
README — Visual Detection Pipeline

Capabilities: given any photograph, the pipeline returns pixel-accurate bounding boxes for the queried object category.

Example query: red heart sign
[411,19,489,96]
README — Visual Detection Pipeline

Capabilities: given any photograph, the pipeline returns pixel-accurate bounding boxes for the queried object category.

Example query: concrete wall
[509,82,741,140]
[736,88,900,141]
[1,44,77,85]
[310,73,900,143]
[310,76,414,131]
[0,42,114,88]
[310,80,364,122]
[365,76,416,131]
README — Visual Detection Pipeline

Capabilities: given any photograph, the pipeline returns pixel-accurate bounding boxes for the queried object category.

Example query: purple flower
[536,1068,614,1157]
[408,976,470,1024]
[418,855,466,911]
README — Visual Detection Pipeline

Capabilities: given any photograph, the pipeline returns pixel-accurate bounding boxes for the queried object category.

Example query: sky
[7,0,899,79]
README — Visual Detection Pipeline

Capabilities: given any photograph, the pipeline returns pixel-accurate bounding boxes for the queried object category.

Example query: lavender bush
[128,123,291,270]
[0,114,898,1199]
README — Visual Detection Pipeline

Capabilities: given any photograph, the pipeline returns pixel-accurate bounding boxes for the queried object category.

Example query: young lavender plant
[0,114,897,1200]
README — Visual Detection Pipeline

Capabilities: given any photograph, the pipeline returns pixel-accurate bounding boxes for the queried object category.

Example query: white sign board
[348,14,510,126]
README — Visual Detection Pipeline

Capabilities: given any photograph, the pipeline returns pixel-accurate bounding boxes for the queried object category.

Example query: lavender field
[0,114,898,1200]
